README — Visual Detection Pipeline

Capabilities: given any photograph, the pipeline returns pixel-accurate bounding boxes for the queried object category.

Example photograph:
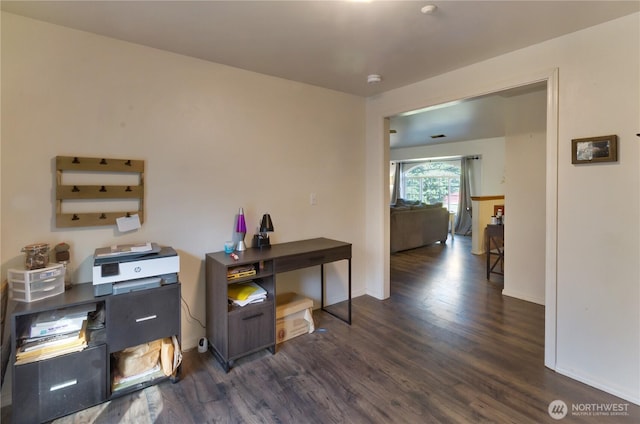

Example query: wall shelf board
[55,156,144,228]
[56,185,143,200]
[56,156,144,173]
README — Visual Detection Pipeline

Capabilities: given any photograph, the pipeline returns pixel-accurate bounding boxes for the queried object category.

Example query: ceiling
[3,0,638,148]
[388,81,547,148]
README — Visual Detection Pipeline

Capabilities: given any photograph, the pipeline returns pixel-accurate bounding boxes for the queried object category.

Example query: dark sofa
[390,199,450,253]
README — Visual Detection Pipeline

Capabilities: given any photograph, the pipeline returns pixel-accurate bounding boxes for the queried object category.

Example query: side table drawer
[228,301,274,358]
[107,284,180,352]
[13,345,107,424]
[275,245,351,273]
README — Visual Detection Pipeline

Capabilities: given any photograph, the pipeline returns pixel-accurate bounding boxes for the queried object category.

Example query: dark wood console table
[485,224,504,279]
[205,237,351,371]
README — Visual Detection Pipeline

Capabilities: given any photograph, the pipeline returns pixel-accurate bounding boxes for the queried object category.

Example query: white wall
[503,90,547,305]
[365,13,639,404]
[390,137,506,196]
[1,13,366,351]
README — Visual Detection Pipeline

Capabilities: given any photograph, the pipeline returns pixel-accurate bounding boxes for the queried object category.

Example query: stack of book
[227,265,256,281]
[228,281,267,307]
[16,303,95,365]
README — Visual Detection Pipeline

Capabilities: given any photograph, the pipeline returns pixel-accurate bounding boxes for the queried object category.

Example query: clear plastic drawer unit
[8,263,65,303]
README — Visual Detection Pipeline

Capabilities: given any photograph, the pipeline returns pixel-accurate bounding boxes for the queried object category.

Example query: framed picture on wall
[571,135,618,164]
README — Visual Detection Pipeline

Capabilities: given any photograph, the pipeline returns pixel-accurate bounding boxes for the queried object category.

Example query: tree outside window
[403,160,461,212]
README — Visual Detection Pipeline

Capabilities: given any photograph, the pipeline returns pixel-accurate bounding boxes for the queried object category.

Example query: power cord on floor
[181,295,205,329]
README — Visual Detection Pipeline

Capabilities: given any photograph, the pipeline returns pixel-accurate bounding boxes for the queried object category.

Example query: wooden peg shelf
[56,156,145,228]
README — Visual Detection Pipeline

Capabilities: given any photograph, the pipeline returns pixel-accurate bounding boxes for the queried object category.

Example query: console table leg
[347,258,352,324]
[319,260,352,325]
[320,263,325,310]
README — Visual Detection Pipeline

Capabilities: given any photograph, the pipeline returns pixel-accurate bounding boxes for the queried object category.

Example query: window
[402,159,461,212]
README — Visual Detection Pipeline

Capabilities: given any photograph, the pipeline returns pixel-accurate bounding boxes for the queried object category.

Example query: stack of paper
[228,281,267,307]
[16,320,88,365]
[16,303,96,365]
[29,303,95,338]
[112,363,165,392]
[94,242,156,259]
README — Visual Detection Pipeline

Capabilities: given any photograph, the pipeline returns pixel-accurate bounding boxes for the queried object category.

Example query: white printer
[92,243,179,296]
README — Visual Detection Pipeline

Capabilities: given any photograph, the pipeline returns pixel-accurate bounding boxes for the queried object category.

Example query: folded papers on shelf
[16,320,88,365]
[16,304,97,365]
[28,303,96,338]
[228,281,267,307]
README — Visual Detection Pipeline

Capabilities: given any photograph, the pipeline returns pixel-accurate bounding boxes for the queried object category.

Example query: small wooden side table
[485,224,504,279]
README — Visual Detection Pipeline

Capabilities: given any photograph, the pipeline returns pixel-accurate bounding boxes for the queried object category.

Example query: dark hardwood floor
[3,236,638,423]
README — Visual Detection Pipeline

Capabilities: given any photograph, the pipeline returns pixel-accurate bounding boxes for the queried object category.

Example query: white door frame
[377,68,559,370]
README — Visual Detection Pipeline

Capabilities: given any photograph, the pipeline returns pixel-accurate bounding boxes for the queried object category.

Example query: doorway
[372,68,559,370]
[390,82,547,303]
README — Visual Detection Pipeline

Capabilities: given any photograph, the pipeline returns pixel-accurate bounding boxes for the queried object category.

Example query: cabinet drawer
[228,301,274,358]
[107,284,180,352]
[13,345,107,424]
[275,245,351,273]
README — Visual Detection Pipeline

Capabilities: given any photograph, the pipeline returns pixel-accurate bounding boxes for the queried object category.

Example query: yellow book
[228,282,265,301]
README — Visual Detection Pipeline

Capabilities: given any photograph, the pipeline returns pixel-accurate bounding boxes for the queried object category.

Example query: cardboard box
[276,292,314,344]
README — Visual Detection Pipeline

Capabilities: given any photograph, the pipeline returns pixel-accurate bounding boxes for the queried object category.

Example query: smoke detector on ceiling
[421,5,437,15]
[367,74,382,84]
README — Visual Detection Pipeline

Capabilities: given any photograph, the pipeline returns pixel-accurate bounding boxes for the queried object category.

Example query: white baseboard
[326,289,365,306]
[502,288,544,305]
[555,366,640,406]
